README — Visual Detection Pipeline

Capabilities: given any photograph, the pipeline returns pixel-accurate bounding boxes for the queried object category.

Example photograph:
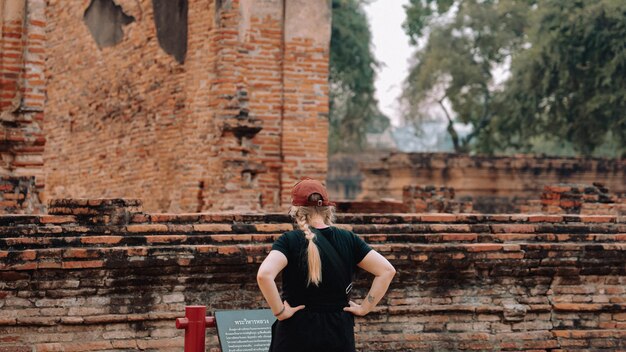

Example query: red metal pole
[175,305,215,352]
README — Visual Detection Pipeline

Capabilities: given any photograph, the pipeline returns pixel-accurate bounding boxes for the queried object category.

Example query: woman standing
[257,178,396,352]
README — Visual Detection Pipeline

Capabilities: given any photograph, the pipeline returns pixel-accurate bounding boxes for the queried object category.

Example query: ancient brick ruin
[1,199,625,351]
[357,152,626,214]
[1,1,625,351]
[335,185,474,214]
[0,0,46,212]
[522,183,626,216]
[2,0,331,213]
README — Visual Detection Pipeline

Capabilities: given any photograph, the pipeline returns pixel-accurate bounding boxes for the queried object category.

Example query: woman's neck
[308,215,328,229]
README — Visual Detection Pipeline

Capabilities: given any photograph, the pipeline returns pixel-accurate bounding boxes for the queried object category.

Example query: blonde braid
[291,207,322,286]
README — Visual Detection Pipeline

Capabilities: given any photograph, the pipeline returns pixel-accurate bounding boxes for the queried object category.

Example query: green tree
[402,0,626,156]
[329,0,389,154]
[491,0,626,155]
[402,0,532,152]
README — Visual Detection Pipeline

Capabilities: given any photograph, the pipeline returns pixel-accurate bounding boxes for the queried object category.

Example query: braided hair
[288,193,336,286]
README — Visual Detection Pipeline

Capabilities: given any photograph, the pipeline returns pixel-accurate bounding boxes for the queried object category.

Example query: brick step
[2,242,625,271]
[0,223,624,241]
[0,213,623,227]
[135,213,622,225]
[1,230,625,250]
[1,228,626,244]
[388,303,626,315]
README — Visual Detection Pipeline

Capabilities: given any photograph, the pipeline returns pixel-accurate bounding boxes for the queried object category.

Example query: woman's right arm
[343,250,396,316]
[257,250,305,320]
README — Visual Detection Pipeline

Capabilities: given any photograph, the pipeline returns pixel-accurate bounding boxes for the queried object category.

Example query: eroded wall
[358,153,626,213]
[0,0,46,213]
[0,199,624,351]
[43,0,331,213]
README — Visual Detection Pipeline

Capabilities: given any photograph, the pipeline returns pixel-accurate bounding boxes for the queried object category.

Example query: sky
[363,0,413,127]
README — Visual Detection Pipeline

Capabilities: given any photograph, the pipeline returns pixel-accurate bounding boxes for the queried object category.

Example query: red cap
[291,178,336,207]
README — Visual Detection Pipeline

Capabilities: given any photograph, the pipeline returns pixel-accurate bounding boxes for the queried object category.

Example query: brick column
[0,0,26,113]
[205,0,332,211]
[0,0,45,213]
[280,0,331,206]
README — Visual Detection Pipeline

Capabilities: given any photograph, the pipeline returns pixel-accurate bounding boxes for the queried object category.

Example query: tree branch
[462,73,492,148]
[438,96,461,152]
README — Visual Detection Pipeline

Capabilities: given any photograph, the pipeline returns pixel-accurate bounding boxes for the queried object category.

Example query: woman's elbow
[256,269,275,283]
[385,264,396,279]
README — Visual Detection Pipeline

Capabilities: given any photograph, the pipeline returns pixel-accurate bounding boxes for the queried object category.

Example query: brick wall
[279,0,331,206]
[1,198,625,351]
[521,183,626,216]
[43,0,330,213]
[403,185,473,213]
[0,0,46,212]
[355,153,626,213]
[335,185,473,214]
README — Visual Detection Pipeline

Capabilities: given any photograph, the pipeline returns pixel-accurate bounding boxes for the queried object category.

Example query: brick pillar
[0,0,26,113]
[206,0,266,212]
[280,0,331,206]
[205,0,332,211]
[0,0,46,213]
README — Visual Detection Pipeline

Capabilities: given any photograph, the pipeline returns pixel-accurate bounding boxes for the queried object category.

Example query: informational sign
[214,309,276,352]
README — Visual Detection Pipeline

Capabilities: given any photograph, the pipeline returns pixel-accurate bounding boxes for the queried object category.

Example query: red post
[176,305,216,352]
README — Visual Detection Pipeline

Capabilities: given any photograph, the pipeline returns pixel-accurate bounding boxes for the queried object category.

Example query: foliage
[402,0,532,152]
[329,0,389,154]
[402,0,626,156]
[491,0,626,155]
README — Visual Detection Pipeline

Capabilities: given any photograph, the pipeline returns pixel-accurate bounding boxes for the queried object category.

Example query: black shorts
[269,310,356,352]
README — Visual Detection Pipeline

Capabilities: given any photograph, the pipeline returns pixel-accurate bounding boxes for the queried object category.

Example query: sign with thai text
[215,309,276,352]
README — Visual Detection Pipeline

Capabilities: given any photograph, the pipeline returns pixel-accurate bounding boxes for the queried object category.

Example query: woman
[257,178,396,352]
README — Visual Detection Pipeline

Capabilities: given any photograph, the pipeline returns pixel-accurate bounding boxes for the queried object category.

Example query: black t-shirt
[271,226,372,307]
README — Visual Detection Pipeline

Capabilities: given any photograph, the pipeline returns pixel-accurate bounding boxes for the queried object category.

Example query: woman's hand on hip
[343,300,369,316]
[276,300,305,321]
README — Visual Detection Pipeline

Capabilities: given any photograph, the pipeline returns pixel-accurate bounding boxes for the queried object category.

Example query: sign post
[175,305,216,352]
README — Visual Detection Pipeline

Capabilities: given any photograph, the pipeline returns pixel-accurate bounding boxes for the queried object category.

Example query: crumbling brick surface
[0,176,43,213]
[335,185,473,214]
[521,183,626,216]
[403,185,473,213]
[0,198,624,351]
[43,0,330,213]
[0,0,46,212]
[357,153,626,213]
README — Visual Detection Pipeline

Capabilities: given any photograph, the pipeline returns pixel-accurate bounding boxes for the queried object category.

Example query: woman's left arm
[257,250,305,320]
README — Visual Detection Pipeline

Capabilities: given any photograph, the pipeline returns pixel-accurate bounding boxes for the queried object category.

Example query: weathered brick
[145,235,187,244]
[217,246,241,255]
[466,244,503,252]
[441,234,477,242]
[62,249,100,259]
[193,224,233,233]
[254,224,293,233]
[528,215,563,223]
[553,303,604,311]
[39,215,75,224]
[579,215,616,223]
[491,224,536,233]
[80,236,123,245]
[61,260,104,269]
[126,224,169,233]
